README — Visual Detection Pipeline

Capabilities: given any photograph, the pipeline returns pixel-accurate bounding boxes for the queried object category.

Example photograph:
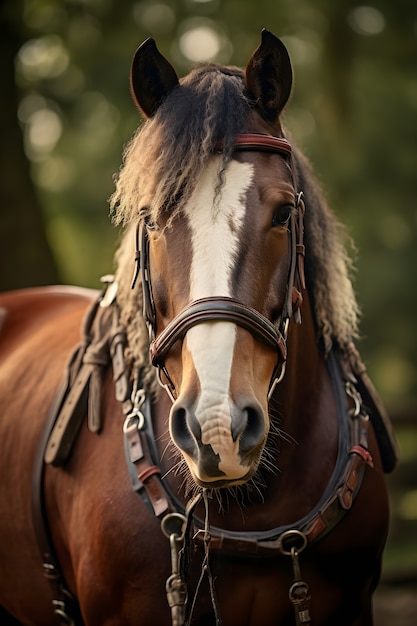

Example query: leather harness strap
[32,351,86,626]
[44,302,116,466]
[150,296,287,367]
[200,415,373,555]
[123,390,172,520]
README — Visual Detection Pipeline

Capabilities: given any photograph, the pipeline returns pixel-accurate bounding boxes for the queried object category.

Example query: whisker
[159,440,174,462]
[161,459,183,481]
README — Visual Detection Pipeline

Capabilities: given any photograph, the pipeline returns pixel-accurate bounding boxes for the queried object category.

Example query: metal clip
[162,514,188,626]
[124,386,146,430]
[99,275,118,308]
[288,546,311,625]
[268,361,287,400]
[52,600,75,626]
[123,411,145,433]
[267,317,290,400]
[281,530,311,625]
[345,381,361,418]
[123,386,147,462]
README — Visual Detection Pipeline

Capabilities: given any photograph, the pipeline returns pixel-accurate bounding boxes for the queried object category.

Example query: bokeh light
[348,6,386,35]
[17,35,69,81]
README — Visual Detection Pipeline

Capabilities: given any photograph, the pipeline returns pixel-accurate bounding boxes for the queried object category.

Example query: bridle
[132,133,306,398]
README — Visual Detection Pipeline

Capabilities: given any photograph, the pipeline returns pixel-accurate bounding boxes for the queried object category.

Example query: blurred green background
[0,0,416,616]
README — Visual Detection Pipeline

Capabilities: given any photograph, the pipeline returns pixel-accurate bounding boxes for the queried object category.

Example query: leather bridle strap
[150,296,287,367]
[135,132,298,392]
[215,133,292,157]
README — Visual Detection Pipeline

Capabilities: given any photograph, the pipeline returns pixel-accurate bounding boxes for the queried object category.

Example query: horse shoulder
[0,286,97,623]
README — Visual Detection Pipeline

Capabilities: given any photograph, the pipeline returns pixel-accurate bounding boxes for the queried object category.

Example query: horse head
[125,31,303,488]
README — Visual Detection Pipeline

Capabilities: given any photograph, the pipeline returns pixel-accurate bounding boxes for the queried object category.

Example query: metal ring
[135,410,145,431]
[123,410,145,433]
[280,529,308,555]
[53,608,75,626]
[161,513,187,539]
[131,387,146,409]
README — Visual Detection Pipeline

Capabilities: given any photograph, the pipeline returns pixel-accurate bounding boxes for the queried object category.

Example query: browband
[215,133,292,158]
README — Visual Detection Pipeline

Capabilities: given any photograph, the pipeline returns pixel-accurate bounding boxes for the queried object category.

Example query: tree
[0,0,59,289]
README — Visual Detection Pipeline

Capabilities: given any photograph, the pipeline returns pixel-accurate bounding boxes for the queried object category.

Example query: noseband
[133,133,305,396]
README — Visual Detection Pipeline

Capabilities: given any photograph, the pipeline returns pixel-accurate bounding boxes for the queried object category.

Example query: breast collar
[121,338,374,557]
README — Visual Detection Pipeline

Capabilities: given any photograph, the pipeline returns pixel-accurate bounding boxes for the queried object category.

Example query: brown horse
[0,30,397,626]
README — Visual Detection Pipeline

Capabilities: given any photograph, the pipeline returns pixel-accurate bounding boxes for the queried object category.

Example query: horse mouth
[170,397,268,490]
[190,467,257,490]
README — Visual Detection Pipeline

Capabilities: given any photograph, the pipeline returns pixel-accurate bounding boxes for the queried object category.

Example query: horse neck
[264,290,339,518]
[275,291,331,433]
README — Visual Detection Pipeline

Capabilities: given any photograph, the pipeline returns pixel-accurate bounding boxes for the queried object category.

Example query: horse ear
[130,38,179,117]
[245,29,293,122]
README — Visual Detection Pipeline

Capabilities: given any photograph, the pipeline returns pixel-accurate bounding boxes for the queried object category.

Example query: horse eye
[144,217,159,232]
[271,204,293,228]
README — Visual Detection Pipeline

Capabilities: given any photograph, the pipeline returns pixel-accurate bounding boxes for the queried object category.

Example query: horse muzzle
[169,395,267,487]
[148,295,287,486]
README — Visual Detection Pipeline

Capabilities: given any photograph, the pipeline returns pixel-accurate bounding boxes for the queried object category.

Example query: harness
[31,133,398,626]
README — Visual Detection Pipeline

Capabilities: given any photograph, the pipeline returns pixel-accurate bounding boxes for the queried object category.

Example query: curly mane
[111,64,251,227]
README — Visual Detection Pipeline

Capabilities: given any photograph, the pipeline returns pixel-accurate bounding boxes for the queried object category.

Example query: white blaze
[184,158,254,478]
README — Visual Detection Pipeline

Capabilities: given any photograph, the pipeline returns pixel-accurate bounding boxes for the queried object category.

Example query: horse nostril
[235,404,266,453]
[170,404,199,456]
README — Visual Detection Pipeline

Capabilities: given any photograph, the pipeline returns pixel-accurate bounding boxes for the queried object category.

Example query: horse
[0,30,398,626]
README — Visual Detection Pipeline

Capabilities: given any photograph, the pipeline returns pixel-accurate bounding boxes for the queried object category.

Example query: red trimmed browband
[215,133,292,157]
